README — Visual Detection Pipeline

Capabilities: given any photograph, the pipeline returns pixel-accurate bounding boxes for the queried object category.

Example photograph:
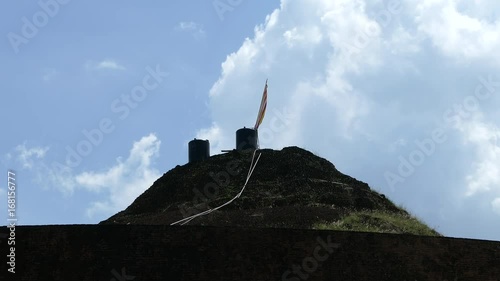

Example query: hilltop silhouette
[101,146,439,236]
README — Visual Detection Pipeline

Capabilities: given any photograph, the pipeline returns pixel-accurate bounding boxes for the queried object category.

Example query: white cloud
[412,0,500,63]
[20,134,161,219]
[283,26,323,48]
[13,143,49,169]
[196,123,223,153]
[203,0,392,148]
[175,21,206,39]
[39,162,77,195]
[198,0,500,239]
[85,59,126,71]
[387,138,408,153]
[42,68,59,82]
[492,197,500,215]
[0,188,5,206]
[97,60,126,70]
[3,143,76,197]
[456,119,500,196]
[74,133,161,219]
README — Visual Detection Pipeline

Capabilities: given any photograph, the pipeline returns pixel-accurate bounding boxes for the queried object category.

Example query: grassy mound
[314,210,440,236]
[102,146,440,236]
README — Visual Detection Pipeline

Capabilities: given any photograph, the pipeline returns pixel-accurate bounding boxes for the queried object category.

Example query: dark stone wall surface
[1,225,499,281]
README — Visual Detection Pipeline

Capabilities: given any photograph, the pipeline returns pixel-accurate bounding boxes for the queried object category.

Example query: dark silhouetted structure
[236,127,258,151]
[188,139,210,163]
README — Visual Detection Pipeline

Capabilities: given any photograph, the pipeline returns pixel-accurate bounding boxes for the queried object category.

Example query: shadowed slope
[101,146,438,236]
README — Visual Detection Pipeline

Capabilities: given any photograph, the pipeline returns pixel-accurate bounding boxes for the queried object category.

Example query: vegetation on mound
[103,146,440,237]
[313,209,441,236]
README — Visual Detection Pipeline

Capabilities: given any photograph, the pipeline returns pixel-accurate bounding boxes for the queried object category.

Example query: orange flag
[254,79,268,130]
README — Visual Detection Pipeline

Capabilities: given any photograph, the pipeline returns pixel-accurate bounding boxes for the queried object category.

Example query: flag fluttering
[254,79,268,130]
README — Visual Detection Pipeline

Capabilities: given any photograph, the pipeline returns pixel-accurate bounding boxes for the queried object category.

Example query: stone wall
[2,225,499,280]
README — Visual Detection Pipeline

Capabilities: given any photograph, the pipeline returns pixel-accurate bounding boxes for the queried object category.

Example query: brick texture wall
[2,225,499,280]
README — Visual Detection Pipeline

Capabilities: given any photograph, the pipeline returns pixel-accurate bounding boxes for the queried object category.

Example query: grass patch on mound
[314,210,441,236]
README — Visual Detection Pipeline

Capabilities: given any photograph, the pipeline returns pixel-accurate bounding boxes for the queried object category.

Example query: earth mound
[101,146,439,236]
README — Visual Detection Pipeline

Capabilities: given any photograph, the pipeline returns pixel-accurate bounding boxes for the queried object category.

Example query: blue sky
[2,0,500,241]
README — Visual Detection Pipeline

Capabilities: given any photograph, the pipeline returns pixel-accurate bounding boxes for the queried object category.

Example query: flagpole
[254,79,268,130]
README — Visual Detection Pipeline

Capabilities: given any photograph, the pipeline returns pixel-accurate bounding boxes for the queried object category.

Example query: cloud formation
[75,133,161,219]
[493,197,500,215]
[198,0,500,239]
[85,59,126,71]
[8,134,161,220]
[10,143,49,169]
[175,21,206,39]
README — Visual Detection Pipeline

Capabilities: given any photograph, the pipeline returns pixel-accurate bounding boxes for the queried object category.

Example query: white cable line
[245,147,258,184]
[177,150,261,225]
[170,149,262,226]
[236,152,262,199]
[176,151,261,226]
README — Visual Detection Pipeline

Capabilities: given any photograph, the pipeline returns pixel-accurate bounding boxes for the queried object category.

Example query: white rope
[170,149,262,226]
[172,150,261,225]
[236,150,261,199]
